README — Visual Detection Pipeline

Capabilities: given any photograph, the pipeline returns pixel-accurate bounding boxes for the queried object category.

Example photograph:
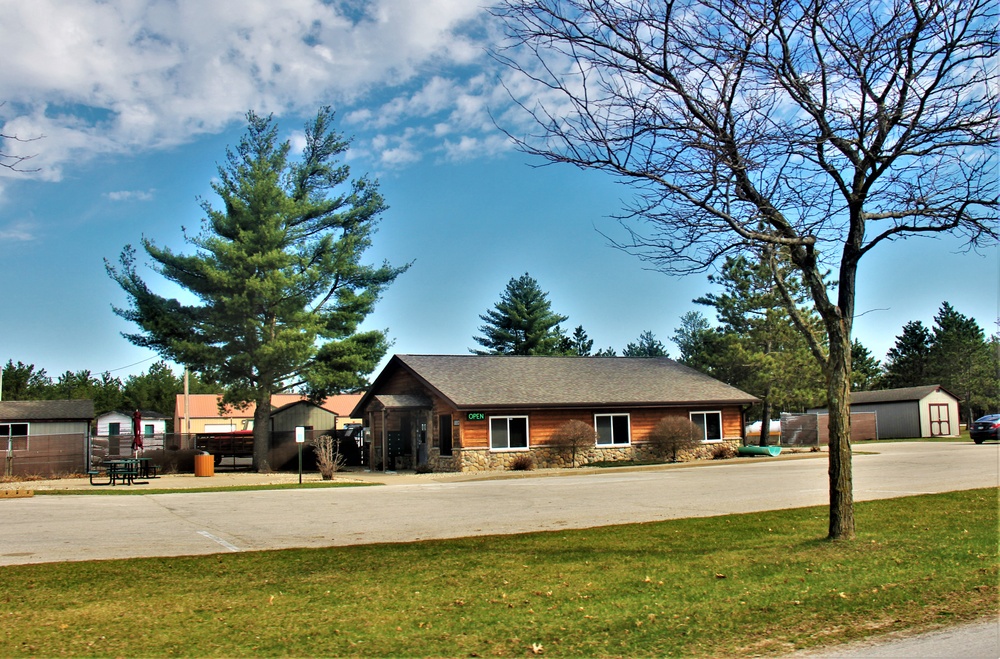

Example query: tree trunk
[826,333,855,540]
[252,392,272,472]
[759,383,773,447]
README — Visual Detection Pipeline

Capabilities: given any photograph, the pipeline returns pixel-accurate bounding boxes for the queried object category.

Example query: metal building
[808,385,961,439]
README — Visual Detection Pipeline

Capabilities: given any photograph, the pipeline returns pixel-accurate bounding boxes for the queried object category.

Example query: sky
[1,0,997,385]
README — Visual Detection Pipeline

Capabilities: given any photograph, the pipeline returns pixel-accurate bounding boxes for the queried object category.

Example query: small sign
[466,412,485,421]
[295,427,306,443]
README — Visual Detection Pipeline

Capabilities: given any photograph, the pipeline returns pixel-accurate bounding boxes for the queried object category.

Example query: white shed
[96,410,169,438]
[808,385,961,439]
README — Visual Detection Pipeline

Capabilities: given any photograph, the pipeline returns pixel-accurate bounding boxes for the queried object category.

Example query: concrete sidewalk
[1,448,829,491]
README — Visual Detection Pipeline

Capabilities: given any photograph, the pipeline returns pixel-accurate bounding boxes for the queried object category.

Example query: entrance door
[929,403,951,436]
[439,414,453,456]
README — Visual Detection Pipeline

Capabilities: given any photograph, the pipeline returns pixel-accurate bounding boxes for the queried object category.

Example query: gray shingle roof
[850,385,956,405]
[0,399,95,421]
[359,355,757,412]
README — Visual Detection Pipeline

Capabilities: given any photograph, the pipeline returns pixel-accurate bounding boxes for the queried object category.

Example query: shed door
[929,403,951,436]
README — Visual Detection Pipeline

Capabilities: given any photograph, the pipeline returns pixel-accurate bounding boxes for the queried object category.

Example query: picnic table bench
[89,458,156,486]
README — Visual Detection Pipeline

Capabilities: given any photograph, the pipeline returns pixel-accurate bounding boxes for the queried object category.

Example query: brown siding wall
[455,405,744,449]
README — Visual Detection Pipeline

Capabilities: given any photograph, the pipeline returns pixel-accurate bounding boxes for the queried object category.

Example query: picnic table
[88,458,157,486]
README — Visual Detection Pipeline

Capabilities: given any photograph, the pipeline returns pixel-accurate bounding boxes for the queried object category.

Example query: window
[0,423,28,451]
[108,422,121,436]
[144,424,155,436]
[490,416,529,450]
[690,411,723,442]
[595,413,630,446]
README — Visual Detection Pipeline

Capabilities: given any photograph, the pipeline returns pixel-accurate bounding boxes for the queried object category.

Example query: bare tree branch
[493,0,999,540]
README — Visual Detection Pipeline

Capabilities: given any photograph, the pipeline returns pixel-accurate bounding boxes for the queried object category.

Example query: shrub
[647,416,702,462]
[550,419,598,467]
[313,435,345,479]
[508,454,534,471]
[711,443,736,460]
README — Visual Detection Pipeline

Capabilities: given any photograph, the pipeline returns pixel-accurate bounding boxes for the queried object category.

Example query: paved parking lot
[1,441,996,566]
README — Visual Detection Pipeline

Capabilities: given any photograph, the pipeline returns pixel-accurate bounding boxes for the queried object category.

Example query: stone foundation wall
[424,439,741,473]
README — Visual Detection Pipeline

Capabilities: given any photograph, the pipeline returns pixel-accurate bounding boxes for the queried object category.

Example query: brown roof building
[353,355,758,472]
[174,393,363,434]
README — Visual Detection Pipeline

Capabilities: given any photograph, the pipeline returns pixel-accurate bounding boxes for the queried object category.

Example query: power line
[105,356,159,374]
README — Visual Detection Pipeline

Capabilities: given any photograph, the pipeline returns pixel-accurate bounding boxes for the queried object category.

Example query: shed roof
[0,399,95,421]
[850,385,959,405]
[271,399,338,416]
[353,355,758,416]
[99,409,171,420]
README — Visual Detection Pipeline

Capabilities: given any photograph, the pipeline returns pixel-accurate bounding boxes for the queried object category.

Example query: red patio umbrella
[131,409,143,454]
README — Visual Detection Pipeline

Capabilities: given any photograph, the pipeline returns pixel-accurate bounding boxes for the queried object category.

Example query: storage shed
[808,385,961,439]
[1,399,94,477]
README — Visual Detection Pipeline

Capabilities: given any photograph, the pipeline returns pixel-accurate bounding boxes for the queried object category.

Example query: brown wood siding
[460,416,491,449]
[459,406,745,449]
[379,369,432,396]
[723,408,742,439]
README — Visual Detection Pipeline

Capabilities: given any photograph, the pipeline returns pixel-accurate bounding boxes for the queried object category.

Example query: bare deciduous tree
[493,0,998,539]
[1,102,40,172]
[551,418,598,466]
[647,416,701,462]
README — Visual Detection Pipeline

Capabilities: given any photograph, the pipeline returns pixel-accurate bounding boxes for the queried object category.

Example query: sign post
[295,426,306,484]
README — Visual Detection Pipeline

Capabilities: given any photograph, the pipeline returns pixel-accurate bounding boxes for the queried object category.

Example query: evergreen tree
[568,325,594,356]
[1,361,51,400]
[882,321,932,388]
[622,330,668,357]
[50,370,123,416]
[107,109,407,471]
[692,253,825,444]
[927,303,994,424]
[472,274,569,355]
[672,311,716,371]
[850,340,883,391]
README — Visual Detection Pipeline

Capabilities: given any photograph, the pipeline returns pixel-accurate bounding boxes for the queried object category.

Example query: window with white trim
[690,411,723,442]
[490,416,529,450]
[0,423,29,451]
[595,413,630,446]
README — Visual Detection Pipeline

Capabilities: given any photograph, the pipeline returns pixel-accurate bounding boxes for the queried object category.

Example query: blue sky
[1,1,997,383]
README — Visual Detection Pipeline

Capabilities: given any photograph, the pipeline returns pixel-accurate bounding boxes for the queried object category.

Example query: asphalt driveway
[1,441,996,566]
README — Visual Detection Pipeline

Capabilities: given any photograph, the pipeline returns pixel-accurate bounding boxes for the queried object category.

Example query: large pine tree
[689,253,825,445]
[107,109,407,471]
[882,320,933,388]
[927,303,994,424]
[472,274,568,355]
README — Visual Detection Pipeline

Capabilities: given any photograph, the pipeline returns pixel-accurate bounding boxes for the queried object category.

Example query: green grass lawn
[2,488,996,657]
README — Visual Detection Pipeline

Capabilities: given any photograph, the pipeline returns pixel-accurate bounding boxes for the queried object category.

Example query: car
[969,414,1000,444]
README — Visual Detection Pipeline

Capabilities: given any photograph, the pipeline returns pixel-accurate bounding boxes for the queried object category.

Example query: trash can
[194,453,215,477]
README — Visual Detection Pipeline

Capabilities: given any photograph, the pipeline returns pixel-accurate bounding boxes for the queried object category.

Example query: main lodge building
[352,355,758,472]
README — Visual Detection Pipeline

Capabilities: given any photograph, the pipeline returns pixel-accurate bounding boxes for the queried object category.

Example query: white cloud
[0,0,495,178]
[106,190,156,202]
[0,219,38,242]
